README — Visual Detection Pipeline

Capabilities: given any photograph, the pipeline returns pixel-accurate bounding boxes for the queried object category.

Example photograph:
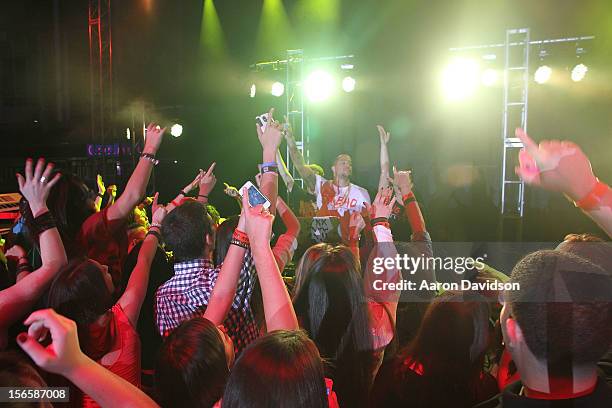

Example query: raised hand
[240,187,274,244]
[5,244,27,260]
[388,166,413,198]
[377,125,390,144]
[143,123,166,155]
[182,170,204,194]
[107,185,117,198]
[223,182,240,199]
[96,174,105,196]
[198,162,217,196]
[151,192,167,223]
[256,108,283,152]
[16,158,62,216]
[17,309,87,376]
[515,128,597,201]
[369,186,397,219]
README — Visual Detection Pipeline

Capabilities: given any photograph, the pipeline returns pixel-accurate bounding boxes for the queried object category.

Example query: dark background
[1,0,611,241]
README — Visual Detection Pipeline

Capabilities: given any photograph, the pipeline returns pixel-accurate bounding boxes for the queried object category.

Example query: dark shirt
[371,355,498,408]
[474,378,612,408]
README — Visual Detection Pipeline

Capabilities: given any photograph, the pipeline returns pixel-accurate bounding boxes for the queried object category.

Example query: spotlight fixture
[170,123,183,137]
[250,84,257,98]
[441,58,479,101]
[571,63,588,82]
[271,82,285,97]
[534,65,552,84]
[342,76,356,92]
[305,70,335,102]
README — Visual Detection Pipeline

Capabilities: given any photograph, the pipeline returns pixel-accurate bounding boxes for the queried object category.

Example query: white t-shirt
[314,174,371,216]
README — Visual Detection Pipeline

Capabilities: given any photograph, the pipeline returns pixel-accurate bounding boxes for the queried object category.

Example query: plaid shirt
[155,253,259,354]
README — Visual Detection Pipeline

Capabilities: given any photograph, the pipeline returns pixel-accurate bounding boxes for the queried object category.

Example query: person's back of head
[502,250,612,389]
[397,291,491,406]
[292,243,373,407]
[0,351,50,407]
[46,257,114,357]
[222,330,328,408]
[162,200,215,262]
[155,317,230,408]
[556,233,612,274]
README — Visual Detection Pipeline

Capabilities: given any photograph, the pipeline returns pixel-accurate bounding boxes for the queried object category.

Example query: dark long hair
[222,330,328,408]
[155,317,230,408]
[22,172,96,256]
[292,243,374,407]
[213,215,239,267]
[395,291,491,406]
[46,257,114,358]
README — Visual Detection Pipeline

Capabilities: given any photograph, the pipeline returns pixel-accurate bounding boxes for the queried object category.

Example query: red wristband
[574,179,610,211]
[232,229,249,244]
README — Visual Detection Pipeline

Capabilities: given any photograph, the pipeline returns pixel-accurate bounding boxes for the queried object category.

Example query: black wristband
[198,194,208,199]
[370,217,388,227]
[230,238,249,249]
[147,229,162,241]
[32,211,57,236]
[178,190,187,197]
[17,263,32,273]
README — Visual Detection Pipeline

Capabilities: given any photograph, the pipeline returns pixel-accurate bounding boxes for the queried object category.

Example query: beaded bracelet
[141,153,159,165]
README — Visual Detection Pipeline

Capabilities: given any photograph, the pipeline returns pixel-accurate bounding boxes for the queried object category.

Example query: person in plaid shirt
[155,200,258,354]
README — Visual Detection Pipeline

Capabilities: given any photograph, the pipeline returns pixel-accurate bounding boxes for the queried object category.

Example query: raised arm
[107,124,166,222]
[204,207,248,326]
[18,309,159,408]
[256,108,283,215]
[272,197,300,272]
[165,169,204,213]
[377,125,391,189]
[516,128,612,238]
[197,162,217,204]
[118,193,167,327]
[94,174,105,212]
[389,167,427,236]
[284,125,316,194]
[276,149,295,193]
[0,159,66,338]
[241,190,298,331]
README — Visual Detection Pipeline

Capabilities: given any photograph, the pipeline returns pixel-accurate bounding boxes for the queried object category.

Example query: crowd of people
[0,110,611,407]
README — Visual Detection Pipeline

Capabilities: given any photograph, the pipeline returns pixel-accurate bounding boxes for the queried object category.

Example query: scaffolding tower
[500,28,530,239]
[285,49,307,188]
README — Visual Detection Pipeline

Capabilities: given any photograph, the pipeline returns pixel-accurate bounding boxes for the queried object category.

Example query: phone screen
[248,185,268,207]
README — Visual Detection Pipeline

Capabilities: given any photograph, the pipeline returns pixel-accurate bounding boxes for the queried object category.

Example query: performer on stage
[285,130,371,246]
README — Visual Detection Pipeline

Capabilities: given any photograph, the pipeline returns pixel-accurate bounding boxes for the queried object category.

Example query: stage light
[305,70,334,102]
[126,128,131,140]
[534,65,552,84]
[170,124,183,137]
[342,76,356,92]
[571,63,588,82]
[441,58,479,101]
[481,69,498,86]
[250,84,257,98]
[271,82,285,97]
